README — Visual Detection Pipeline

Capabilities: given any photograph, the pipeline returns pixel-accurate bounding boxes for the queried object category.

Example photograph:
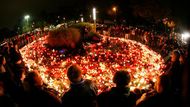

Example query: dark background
[0,0,189,38]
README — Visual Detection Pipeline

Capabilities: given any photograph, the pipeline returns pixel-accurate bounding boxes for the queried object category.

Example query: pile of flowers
[20,35,165,95]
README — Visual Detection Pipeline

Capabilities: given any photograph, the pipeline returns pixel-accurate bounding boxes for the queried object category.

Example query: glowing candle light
[20,35,165,95]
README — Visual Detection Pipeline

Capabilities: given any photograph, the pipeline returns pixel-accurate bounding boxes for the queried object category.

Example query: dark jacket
[0,95,16,107]
[136,92,172,107]
[61,79,97,107]
[167,60,181,92]
[26,86,61,107]
[98,87,137,107]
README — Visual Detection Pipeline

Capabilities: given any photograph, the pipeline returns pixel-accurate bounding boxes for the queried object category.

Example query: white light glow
[181,32,190,43]
[81,17,84,22]
[93,8,96,21]
[24,15,30,20]
[112,7,117,12]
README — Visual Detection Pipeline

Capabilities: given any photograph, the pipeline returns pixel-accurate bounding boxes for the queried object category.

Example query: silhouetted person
[61,64,98,107]
[136,74,172,107]
[0,80,16,107]
[98,70,137,107]
[166,50,181,94]
[0,55,6,73]
[26,71,61,107]
[182,40,190,107]
[11,68,27,107]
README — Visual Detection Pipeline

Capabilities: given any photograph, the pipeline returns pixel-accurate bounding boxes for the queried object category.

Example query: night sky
[0,0,78,28]
[0,0,189,29]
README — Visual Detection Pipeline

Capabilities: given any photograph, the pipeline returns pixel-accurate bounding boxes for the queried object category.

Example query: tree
[130,0,171,21]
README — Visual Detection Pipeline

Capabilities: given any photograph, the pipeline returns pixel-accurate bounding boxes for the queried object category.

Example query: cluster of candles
[20,36,165,95]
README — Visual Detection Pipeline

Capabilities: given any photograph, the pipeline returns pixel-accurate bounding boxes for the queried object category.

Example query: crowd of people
[1,30,44,50]
[0,24,190,107]
[97,25,182,58]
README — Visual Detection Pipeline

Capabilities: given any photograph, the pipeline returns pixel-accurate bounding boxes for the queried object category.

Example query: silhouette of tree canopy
[130,0,171,20]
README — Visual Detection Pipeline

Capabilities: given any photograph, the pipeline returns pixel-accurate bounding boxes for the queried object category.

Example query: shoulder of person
[98,90,110,98]
[84,79,93,84]
[129,91,139,99]
[84,79,96,88]
[84,79,98,94]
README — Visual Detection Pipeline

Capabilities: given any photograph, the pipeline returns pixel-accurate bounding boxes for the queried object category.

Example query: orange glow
[20,35,165,95]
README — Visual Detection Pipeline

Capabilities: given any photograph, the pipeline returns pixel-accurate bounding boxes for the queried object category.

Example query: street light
[23,15,30,33]
[112,7,117,13]
[24,15,30,23]
[93,8,96,21]
[81,17,84,22]
[80,14,84,22]
[112,7,117,23]
[181,32,190,44]
[93,7,96,31]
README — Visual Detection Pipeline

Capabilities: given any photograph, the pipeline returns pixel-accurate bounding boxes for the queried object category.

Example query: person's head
[0,55,6,66]
[170,50,180,62]
[27,71,43,87]
[154,74,171,93]
[67,64,82,83]
[9,41,14,48]
[113,70,131,88]
[9,47,17,54]
[9,48,22,64]
[15,68,26,82]
[179,50,185,64]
